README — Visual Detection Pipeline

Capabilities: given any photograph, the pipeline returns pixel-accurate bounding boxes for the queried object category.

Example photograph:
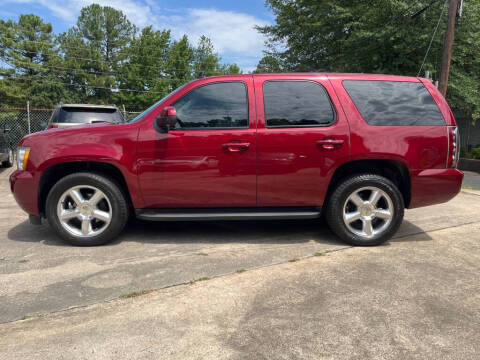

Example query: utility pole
[438,0,460,96]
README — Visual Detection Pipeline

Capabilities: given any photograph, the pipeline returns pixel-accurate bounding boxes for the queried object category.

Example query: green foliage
[257,0,480,124]
[472,146,480,160]
[0,14,66,107]
[0,5,242,111]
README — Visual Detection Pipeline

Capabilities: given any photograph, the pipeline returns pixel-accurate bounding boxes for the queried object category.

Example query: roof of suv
[196,73,425,83]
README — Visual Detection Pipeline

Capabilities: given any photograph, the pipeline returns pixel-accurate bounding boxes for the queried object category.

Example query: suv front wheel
[46,172,129,246]
[326,174,404,246]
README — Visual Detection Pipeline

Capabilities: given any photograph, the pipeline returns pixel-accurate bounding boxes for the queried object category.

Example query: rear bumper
[409,168,463,209]
[10,170,40,216]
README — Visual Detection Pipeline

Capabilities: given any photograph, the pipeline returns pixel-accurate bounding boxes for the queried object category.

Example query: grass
[189,277,211,285]
[313,252,326,257]
[462,185,476,190]
[23,313,48,320]
[236,269,247,273]
[288,258,300,262]
[119,289,155,299]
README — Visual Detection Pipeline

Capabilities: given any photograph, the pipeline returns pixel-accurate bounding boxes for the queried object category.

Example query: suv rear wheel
[326,174,404,246]
[46,172,128,246]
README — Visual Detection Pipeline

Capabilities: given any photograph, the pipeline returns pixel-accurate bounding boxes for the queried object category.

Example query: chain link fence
[0,106,141,149]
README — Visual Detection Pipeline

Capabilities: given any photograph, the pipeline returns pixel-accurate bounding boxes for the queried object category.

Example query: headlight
[16,146,31,170]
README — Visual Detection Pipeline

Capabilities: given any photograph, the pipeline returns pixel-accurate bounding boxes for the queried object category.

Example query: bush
[472,146,480,160]
[460,147,467,158]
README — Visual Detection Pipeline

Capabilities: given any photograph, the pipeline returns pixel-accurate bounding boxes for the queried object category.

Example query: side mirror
[3,124,11,133]
[155,106,177,133]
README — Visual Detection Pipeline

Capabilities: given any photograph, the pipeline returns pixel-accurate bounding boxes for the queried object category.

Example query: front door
[254,75,350,207]
[137,77,257,208]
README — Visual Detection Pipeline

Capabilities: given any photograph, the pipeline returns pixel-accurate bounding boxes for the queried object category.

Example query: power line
[1,57,190,94]
[417,0,448,76]
[3,45,195,73]
[1,53,182,82]
[8,75,169,94]
[1,33,136,53]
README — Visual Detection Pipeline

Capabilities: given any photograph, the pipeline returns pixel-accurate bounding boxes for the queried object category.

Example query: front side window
[173,82,248,129]
[263,81,335,127]
[343,80,445,126]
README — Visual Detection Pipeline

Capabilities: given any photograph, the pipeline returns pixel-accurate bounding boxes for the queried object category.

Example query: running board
[135,207,322,222]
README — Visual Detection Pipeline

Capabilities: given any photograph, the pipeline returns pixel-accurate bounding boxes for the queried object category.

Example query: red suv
[10,73,463,246]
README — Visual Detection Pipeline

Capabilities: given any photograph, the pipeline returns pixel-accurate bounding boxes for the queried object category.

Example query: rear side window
[173,81,248,129]
[263,81,335,127]
[343,80,445,126]
[55,108,123,124]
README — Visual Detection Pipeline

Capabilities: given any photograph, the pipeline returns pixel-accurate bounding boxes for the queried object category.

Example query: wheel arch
[325,159,411,208]
[38,161,134,216]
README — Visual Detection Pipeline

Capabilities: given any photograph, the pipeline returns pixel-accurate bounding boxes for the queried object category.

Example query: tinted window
[263,81,335,127]
[173,82,248,129]
[56,108,123,124]
[343,80,445,126]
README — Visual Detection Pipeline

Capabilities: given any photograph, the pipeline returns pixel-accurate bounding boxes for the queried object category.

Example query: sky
[0,0,275,72]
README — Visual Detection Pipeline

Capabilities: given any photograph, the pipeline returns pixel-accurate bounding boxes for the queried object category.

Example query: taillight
[48,124,58,129]
[447,126,459,168]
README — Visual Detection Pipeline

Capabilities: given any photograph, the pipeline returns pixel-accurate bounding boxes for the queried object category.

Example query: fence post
[27,101,31,134]
[122,104,126,119]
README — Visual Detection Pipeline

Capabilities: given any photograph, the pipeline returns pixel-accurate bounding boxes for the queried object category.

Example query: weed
[189,277,211,285]
[119,289,154,299]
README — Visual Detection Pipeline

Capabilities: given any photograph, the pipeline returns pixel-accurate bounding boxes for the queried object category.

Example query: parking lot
[1,167,480,359]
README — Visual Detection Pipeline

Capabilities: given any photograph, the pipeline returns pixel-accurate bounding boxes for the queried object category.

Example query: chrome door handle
[316,139,344,150]
[222,142,250,152]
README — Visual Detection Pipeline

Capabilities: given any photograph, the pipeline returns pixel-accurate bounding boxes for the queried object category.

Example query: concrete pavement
[463,171,480,189]
[1,165,480,324]
[1,166,480,359]
[1,220,479,359]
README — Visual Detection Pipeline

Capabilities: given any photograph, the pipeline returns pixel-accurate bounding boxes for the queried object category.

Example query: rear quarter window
[55,108,123,124]
[342,80,445,126]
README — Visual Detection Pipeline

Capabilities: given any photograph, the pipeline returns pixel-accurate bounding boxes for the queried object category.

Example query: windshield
[128,82,190,123]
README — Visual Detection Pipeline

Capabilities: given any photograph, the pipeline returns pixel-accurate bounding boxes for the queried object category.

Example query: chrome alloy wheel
[342,186,394,239]
[56,185,112,238]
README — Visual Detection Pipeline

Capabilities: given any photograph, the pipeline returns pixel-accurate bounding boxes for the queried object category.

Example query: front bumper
[409,168,464,209]
[10,170,40,216]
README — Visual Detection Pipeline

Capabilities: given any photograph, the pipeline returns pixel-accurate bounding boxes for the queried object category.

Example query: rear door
[254,75,350,207]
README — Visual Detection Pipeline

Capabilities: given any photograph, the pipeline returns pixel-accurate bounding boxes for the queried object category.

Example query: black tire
[325,174,404,246]
[2,149,13,168]
[46,172,129,246]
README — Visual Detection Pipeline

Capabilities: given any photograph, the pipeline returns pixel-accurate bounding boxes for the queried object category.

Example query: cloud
[176,9,267,55]
[3,0,270,70]
[5,0,153,26]
[158,8,269,70]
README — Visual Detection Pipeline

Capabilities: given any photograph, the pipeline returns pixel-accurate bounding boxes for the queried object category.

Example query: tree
[0,6,244,110]
[165,35,195,90]
[0,14,70,106]
[115,26,172,110]
[256,0,480,124]
[222,63,242,75]
[193,35,223,77]
[58,4,136,104]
